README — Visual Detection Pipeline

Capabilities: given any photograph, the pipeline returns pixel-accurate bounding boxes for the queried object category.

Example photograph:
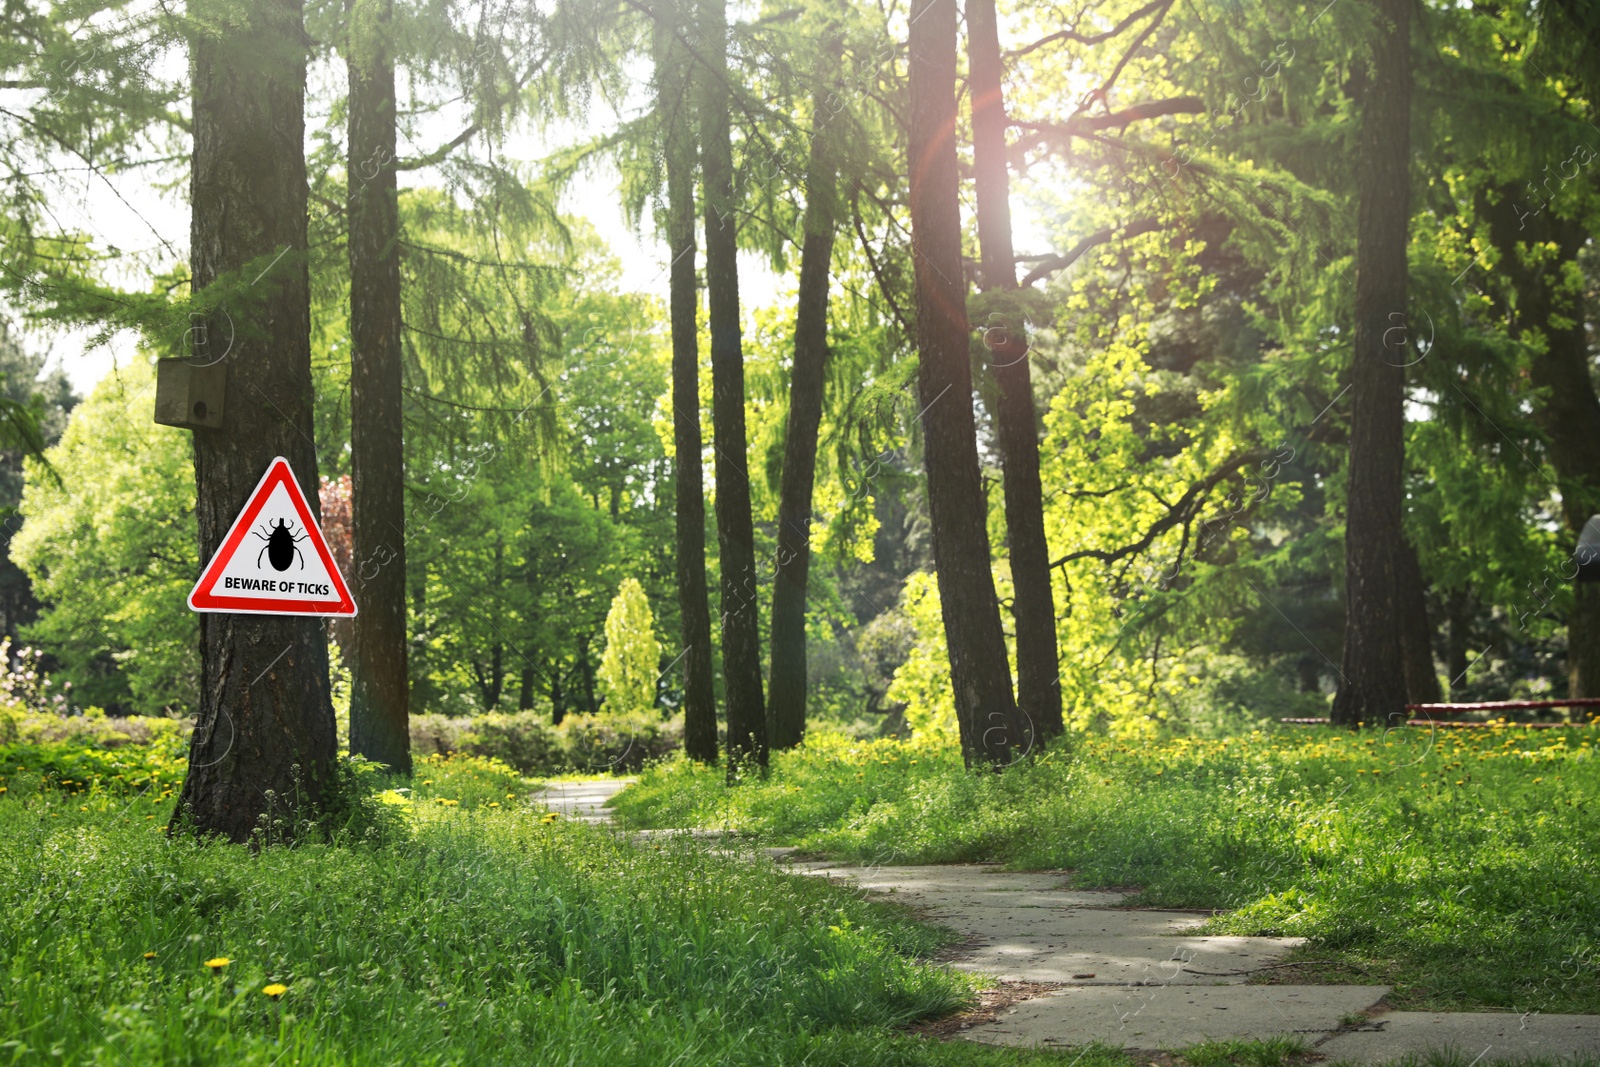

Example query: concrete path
[789,861,1600,1062]
[544,779,1600,1063]
[534,778,634,823]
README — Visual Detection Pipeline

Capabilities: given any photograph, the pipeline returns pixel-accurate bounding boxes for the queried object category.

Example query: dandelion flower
[488,802,500,808]
[262,983,288,998]
[143,952,156,960]
[203,957,231,971]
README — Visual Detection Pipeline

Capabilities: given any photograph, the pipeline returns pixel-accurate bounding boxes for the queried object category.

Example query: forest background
[2,0,1599,761]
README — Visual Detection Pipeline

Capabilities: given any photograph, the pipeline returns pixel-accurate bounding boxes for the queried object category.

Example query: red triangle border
[188,456,357,617]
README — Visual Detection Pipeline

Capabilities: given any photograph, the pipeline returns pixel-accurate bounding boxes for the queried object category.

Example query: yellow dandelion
[488,802,501,808]
[143,952,156,960]
[541,812,560,823]
[262,983,288,998]
[1455,780,1464,786]
[506,793,516,799]
[203,957,231,971]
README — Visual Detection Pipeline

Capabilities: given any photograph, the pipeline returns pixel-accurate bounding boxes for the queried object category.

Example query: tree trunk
[346,0,410,773]
[175,0,337,842]
[1446,589,1472,697]
[578,634,598,713]
[551,663,565,725]
[657,4,718,764]
[700,0,767,772]
[1331,0,1411,729]
[1396,538,1440,705]
[906,0,1020,766]
[1484,203,1600,699]
[768,37,841,752]
[966,0,1061,745]
[518,666,535,710]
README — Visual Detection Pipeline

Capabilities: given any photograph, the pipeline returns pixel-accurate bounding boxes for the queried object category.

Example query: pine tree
[655,0,718,764]
[768,31,842,752]
[966,0,1060,743]
[345,0,410,773]
[906,0,1019,766]
[1331,0,1413,728]
[175,0,338,842]
[700,0,766,772]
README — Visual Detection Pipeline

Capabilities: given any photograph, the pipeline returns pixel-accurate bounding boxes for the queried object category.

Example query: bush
[410,710,682,775]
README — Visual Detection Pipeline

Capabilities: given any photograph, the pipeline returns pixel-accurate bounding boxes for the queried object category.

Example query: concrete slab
[534,778,633,822]
[791,862,1303,984]
[1319,1011,1600,1064]
[964,984,1390,1050]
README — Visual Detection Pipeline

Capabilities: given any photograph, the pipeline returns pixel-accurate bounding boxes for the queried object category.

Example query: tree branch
[1050,453,1265,569]
[1019,217,1160,287]
[1011,95,1205,156]
[1005,0,1169,60]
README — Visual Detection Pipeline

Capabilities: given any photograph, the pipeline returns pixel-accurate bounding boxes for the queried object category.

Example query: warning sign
[188,456,357,617]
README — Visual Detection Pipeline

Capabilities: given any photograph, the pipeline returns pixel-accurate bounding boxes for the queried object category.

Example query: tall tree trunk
[518,666,535,709]
[1484,202,1600,699]
[551,663,565,725]
[656,6,718,763]
[1396,538,1440,705]
[966,0,1061,745]
[1331,0,1411,728]
[1446,589,1472,697]
[906,0,1020,766]
[700,0,766,772]
[175,0,337,842]
[579,634,598,713]
[768,37,841,752]
[346,0,410,773]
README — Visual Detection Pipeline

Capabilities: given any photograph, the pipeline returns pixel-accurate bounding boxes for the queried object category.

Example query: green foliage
[615,725,1600,1013]
[597,577,660,715]
[11,358,198,715]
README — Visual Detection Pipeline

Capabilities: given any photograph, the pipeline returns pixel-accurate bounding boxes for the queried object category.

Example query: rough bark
[1484,201,1600,699]
[967,0,1061,745]
[700,0,766,772]
[907,0,1020,766]
[1396,538,1441,705]
[657,8,718,763]
[346,0,410,772]
[768,38,841,752]
[175,0,338,842]
[1331,0,1411,728]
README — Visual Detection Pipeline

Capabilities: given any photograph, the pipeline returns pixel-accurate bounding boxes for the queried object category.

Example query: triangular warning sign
[189,456,357,617]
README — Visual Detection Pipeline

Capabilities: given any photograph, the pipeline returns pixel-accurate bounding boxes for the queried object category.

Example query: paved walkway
[539,779,1600,1063]
[535,778,635,823]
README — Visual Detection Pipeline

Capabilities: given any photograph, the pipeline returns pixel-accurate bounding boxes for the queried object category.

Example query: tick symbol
[254,518,307,571]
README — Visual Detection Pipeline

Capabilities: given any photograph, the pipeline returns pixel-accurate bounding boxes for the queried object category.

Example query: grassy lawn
[0,735,1133,1066]
[612,726,1600,1014]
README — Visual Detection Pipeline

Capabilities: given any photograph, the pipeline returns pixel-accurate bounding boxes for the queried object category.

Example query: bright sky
[24,35,1058,400]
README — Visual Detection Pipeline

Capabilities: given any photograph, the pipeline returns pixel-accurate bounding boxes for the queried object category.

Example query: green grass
[0,741,1145,1066]
[611,726,1600,1013]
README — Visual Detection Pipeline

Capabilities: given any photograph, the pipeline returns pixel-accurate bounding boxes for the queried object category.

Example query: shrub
[410,710,682,775]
